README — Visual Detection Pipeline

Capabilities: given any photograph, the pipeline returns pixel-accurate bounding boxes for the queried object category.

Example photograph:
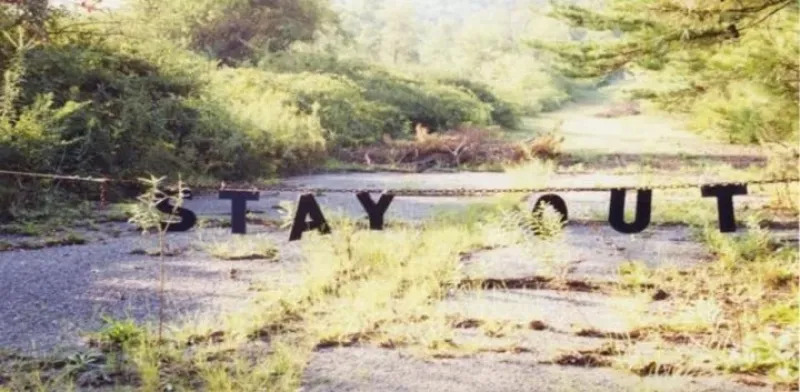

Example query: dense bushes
[1,38,511,181]
[264,71,408,146]
[438,78,519,129]
[358,72,493,131]
[0,0,530,220]
[260,52,501,139]
[0,33,336,217]
[128,0,336,65]
[0,29,330,191]
[0,5,520,203]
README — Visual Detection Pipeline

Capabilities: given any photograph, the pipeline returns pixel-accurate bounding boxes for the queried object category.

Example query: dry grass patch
[201,235,280,261]
[337,126,563,171]
[0,188,537,390]
[610,217,799,388]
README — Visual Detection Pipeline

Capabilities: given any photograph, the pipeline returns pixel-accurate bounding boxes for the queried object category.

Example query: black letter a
[289,194,331,241]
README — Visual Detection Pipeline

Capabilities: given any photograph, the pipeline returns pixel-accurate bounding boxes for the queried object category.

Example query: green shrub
[269,72,408,146]
[438,78,519,128]
[202,67,329,174]
[358,71,492,132]
[128,0,335,64]
[16,40,209,178]
[0,3,524,218]
[689,81,799,145]
[262,52,497,135]
[1,30,330,186]
[94,316,145,348]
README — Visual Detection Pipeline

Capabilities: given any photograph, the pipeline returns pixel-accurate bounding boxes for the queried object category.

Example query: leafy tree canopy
[131,0,339,65]
[537,0,798,144]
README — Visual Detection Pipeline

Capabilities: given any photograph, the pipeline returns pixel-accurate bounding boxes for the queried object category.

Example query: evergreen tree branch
[648,0,792,19]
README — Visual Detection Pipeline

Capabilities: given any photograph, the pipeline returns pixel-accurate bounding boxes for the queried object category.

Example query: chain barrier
[0,169,112,183]
[217,178,800,197]
[0,169,798,198]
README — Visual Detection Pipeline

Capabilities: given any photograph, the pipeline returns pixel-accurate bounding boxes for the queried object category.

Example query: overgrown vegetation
[539,0,799,146]
[0,0,582,218]
[0,196,529,390]
[201,235,280,261]
[0,181,797,390]
[0,1,796,391]
[612,218,798,388]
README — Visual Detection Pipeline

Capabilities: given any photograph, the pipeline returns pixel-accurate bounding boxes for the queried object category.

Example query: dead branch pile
[335,126,562,171]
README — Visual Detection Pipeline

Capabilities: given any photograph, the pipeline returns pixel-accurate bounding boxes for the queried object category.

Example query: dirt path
[0,98,792,391]
[522,93,766,170]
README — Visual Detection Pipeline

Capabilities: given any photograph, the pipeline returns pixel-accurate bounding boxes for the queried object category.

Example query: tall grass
[0,197,528,390]
[614,217,798,387]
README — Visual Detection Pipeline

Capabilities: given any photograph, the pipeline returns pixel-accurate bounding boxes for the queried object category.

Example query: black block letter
[219,190,260,234]
[289,194,331,241]
[608,189,652,234]
[356,192,394,230]
[156,198,197,232]
[532,194,568,223]
[702,184,747,233]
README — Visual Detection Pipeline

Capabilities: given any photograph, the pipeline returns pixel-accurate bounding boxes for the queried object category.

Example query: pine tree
[536,0,799,144]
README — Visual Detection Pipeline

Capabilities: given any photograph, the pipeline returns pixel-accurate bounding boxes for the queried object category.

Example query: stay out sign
[152,184,749,240]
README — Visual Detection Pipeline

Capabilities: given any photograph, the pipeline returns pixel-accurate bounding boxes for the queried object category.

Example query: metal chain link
[1,168,797,198]
[214,178,800,197]
[0,169,111,183]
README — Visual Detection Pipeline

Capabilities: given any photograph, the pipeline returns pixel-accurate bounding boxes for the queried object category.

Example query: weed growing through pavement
[497,199,571,278]
[0,195,523,391]
[201,234,279,261]
[1,184,795,390]
[610,216,799,387]
[127,175,188,343]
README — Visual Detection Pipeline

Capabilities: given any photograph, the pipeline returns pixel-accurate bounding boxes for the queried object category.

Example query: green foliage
[95,316,145,348]
[130,0,337,64]
[261,69,407,146]
[127,176,179,233]
[701,215,773,268]
[261,52,499,139]
[498,200,566,240]
[330,0,578,116]
[540,0,799,144]
[726,330,799,384]
[201,235,280,261]
[462,53,574,115]
[0,14,333,192]
[437,78,519,129]
[359,74,492,131]
[0,0,527,208]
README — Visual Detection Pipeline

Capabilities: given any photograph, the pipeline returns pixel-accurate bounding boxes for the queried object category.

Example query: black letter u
[608,189,652,234]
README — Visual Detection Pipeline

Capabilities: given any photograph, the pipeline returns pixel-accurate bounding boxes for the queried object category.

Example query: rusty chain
[0,169,797,198]
[0,169,112,183]
[215,178,800,197]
